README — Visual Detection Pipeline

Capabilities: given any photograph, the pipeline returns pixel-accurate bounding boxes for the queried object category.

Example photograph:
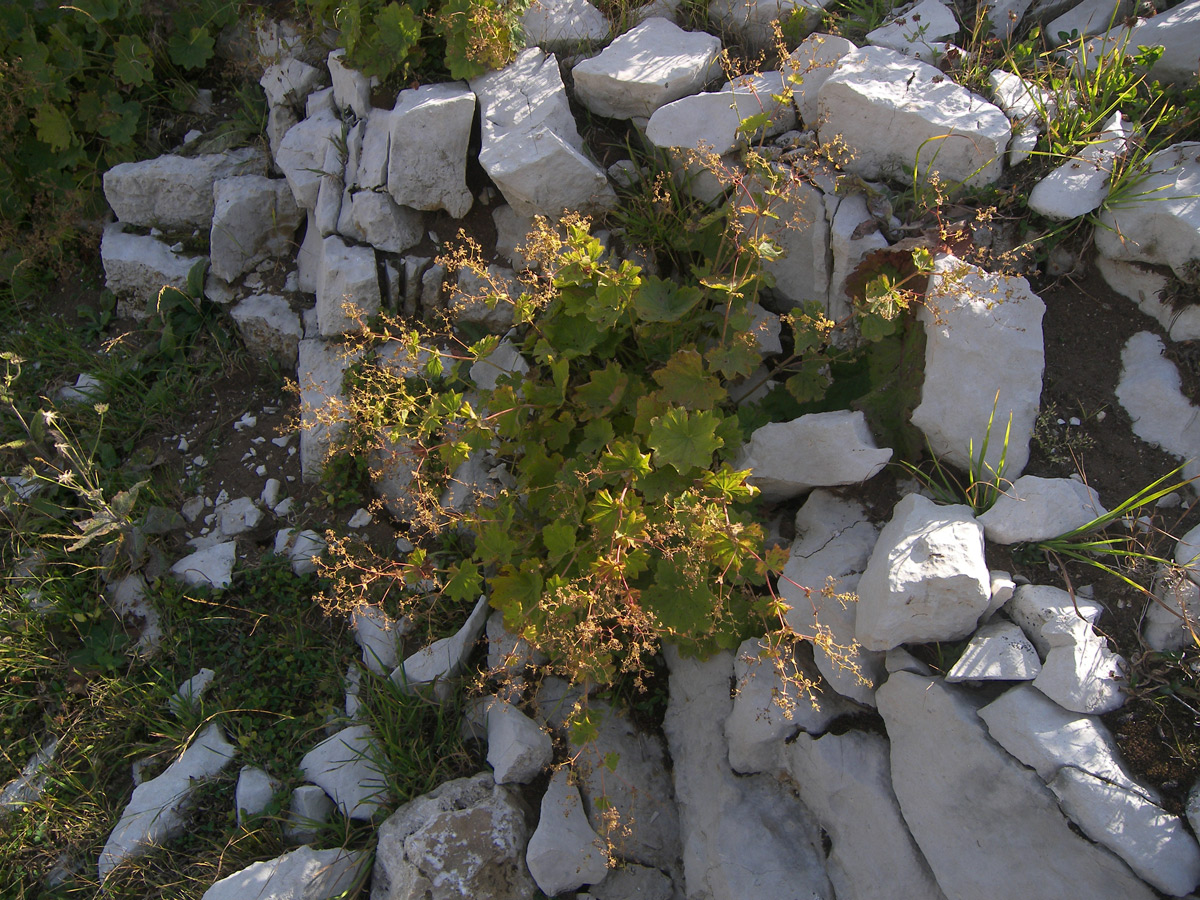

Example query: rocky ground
[6,1,1200,898]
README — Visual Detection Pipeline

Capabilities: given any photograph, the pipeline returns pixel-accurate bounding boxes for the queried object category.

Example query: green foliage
[0,0,241,287]
[300,0,524,85]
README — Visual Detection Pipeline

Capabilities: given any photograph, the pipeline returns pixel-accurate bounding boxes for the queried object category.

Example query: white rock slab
[285,784,335,842]
[1004,582,1100,651]
[785,33,857,128]
[726,637,857,773]
[386,83,475,218]
[170,668,215,716]
[352,604,404,675]
[780,490,885,706]
[855,493,990,650]
[260,58,322,109]
[520,0,610,49]
[946,620,1041,682]
[1115,331,1200,483]
[709,0,829,51]
[1095,142,1200,280]
[0,737,58,814]
[734,409,892,502]
[571,18,722,120]
[1144,574,1200,652]
[393,595,490,700]
[210,176,302,282]
[235,765,281,825]
[470,338,531,390]
[877,672,1157,900]
[784,730,948,900]
[337,190,424,254]
[1028,111,1130,220]
[202,846,367,900]
[170,541,237,590]
[818,46,1010,188]
[978,683,1155,797]
[1035,623,1127,714]
[276,109,341,210]
[328,49,376,118]
[1050,766,1200,896]
[299,724,389,820]
[103,148,268,229]
[913,255,1045,477]
[486,699,552,784]
[99,724,236,879]
[988,69,1055,164]
[663,647,835,900]
[471,49,615,218]
[231,294,302,368]
[297,338,359,483]
[976,474,1106,544]
[1046,0,1131,43]
[866,0,959,61]
[758,177,832,309]
[1095,256,1200,343]
[827,191,889,323]
[1127,0,1200,83]
[317,235,380,336]
[527,768,609,895]
[646,72,797,159]
[100,224,206,300]
[372,772,536,900]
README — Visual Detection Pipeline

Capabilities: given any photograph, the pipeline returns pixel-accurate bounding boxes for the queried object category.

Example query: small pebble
[177,437,189,452]
[348,508,372,528]
[255,465,267,477]
[272,436,292,448]
[1068,416,1081,426]
[192,455,208,468]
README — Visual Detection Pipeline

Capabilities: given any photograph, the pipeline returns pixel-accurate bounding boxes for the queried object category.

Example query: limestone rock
[572,18,722,120]
[1116,331,1200,482]
[818,46,1010,188]
[1096,256,1200,343]
[210,176,302,282]
[486,699,552,784]
[1028,111,1130,220]
[327,49,376,118]
[299,724,389,820]
[1004,583,1103,657]
[1127,0,1200,84]
[588,864,675,900]
[734,410,891,502]
[337,191,424,254]
[877,672,1156,900]
[757,178,832,309]
[103,148,268,229]
[866,0,959,61]
[99,724,236,879]
[726,637,857,773]
[1144,573,1200,652]
[978,683,1154,796]
[1050,766,1200,896]
[275,109,341,210]
[472,49,615,218]
[783,730,947,900]
[202,846,368,900]
[100,224,206,301]
[0,737,58,816]
[827,190,889,322]
[393,595,490,700]
[780,490,885,706]
[352,604,405,675]
[945,620,1041,682]
[170,541,237,590]
[260,58,322,109]
[230,294,302,368]
[1046,0,1131,43]
[470,338,530,390]
[371,772,536,900]
[297,338,359,482]
[285,784,335,842]
[520,0,610,50]
[977,475,1106,544]
[708,0,829,52]
[786,33,857,128]
[664,647,834,900]
[235,766,281,826]
[317,235,380,336]
[170,668,215,716]
[855,494,990,651]
[386,83,475,218]
[913,255,1045,477]
[1034,621,1127,714]
[1095,142,1200,280]
[527,768,610,895]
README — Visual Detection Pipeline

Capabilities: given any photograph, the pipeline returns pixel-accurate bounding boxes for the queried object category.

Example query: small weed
[1033,401,1099,467]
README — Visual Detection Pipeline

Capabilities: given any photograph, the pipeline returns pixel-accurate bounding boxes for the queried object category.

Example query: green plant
[1016,467,1198,597]
[896,390,1013,515]
[821,0,899,43]
[299,0,525,84]
[0,0,243,292]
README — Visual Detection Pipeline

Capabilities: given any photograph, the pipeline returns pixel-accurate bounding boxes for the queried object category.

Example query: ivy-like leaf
[784,358,830,404]
[541,522,577,566]
[574,362,628,419]
[113,34,153,87]
[168,25,215,71]
[373,2,423,78]
[443,560,481,603]
[490,561,544,620]
[702,466,758,502]
[705,337,760,380]
[642,559,717,635]
[648,408,723,474]
[33,104,76,152]
[599,439,652,478]
[633,276,704,323]
[577,417,615,456]
[97,95,140,144]
[652,349,725,410]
